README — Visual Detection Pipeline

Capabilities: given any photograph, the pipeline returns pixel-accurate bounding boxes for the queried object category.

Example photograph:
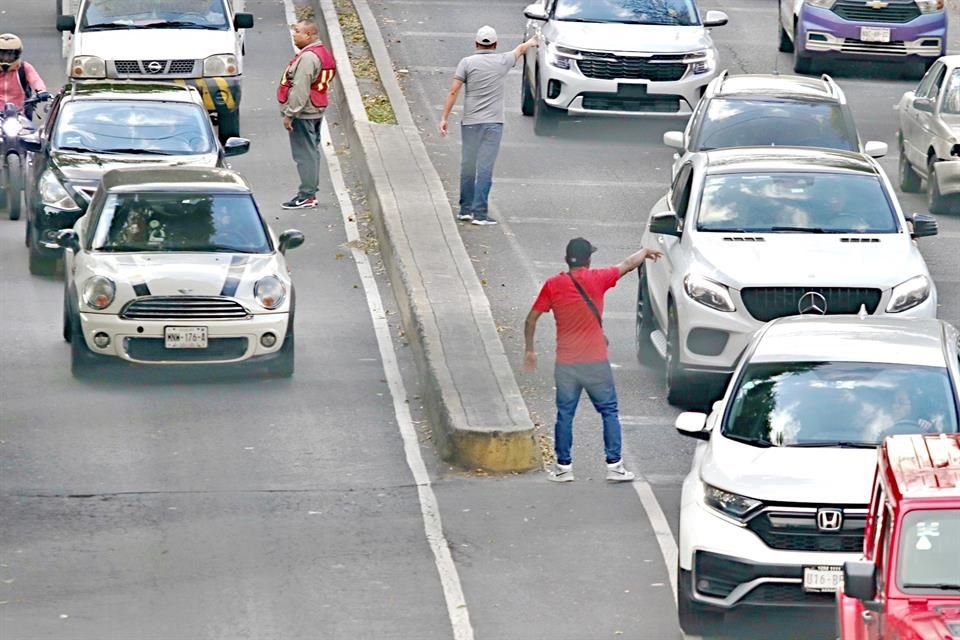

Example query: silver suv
[521,0,728,135]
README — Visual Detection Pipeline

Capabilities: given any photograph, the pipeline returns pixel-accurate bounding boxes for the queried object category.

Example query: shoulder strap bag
[566,272,608,346]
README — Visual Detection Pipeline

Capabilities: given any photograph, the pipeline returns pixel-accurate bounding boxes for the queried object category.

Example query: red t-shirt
[532,266,621,364]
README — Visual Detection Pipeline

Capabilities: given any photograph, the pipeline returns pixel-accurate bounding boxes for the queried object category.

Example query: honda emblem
[817,509,843,531]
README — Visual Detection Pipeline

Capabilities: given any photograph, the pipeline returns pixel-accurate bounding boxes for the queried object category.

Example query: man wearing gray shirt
[440,26,537,226]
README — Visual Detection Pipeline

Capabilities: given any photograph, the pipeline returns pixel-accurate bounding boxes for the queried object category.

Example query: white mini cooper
[57,167,304,377]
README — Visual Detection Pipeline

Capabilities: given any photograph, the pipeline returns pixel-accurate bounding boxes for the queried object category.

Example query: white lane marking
[283,0,474,637]
[399,31,524,39]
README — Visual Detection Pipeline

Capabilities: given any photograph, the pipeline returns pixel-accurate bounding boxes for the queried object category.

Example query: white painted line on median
[399,31,524,39]
[283,0,474,637]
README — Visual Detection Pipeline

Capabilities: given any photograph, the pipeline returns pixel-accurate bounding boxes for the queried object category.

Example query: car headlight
[546,44,580,70]
[38,170,80,211]
[70,55,106,79]
[703,483,762,520]
[254,276,286,310]
[886,275,930,313]
[82,276,116,310]
[684,273,735,312]
[2,118,22,138]
[203,54,239,77]
[915,0,944,13]
[684,49,716,75]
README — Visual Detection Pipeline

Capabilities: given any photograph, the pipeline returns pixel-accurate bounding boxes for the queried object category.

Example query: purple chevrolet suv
[777,0,946,77]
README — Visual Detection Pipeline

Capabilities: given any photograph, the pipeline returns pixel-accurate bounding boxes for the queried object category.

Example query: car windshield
[696,98,859,151]
[53,101,215,155]
[940,69,960,114]
[80,0,229,29]
[696,172,899,233]
[554,0,700,26]
[722,362,958,447]
[898,509,960,593]
[91,193,271,253]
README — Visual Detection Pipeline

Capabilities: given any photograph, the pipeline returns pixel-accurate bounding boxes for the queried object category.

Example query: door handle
[861,611,875,624]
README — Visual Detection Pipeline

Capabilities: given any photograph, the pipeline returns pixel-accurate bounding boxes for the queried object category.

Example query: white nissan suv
[674,315,960,635]
[521,0,728,134]
[636,146,939,407]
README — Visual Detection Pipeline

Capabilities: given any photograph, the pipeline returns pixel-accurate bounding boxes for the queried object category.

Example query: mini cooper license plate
[165,326,208,349]
[860,26,890,42]
[803,565,844,592]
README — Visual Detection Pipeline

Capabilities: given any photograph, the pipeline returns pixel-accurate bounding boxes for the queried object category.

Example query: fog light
[547,79,561,100]
[260,333,277,348]
[808,32,828,42]
[93,332,111,348]
[697,579,710,591]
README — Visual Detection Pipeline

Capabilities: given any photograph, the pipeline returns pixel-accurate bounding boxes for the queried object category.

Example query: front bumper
[76,311,288,365]
[674,284,938,372]
[798,6,946,60]
[934,158,960,195]
[173,76,243,115]
[540,57,716,116]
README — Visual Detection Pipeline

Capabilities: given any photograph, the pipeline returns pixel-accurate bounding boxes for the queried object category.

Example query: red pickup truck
[838,433,960,640]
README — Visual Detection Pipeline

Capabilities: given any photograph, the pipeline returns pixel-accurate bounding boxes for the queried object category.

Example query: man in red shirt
[524,238,662,483]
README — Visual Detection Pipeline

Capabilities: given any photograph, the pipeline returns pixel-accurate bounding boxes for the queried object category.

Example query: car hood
[885,600,960,640]
[700,434,876,504]
[74,29,236,60]
[90,253,279,298]
[52,150,218,186]
[690,233,926,289]
[551,22,710,54]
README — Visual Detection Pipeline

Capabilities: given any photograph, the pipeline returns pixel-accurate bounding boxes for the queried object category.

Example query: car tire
[665,302,694,407]
[792,28,813,74]
[6,154,22,221]
[521,59,535,117]
[24,217,31,248]
[533,71,560,136]
[778,10,794,53]
[677,566,725,635]
[268,329,295,378]
[927,158,952,215]
[218,109,241,142]
[70,316,102,379]
[898,145,922,193]
[635,266,658,364]
[29,236,57,276]
[62,286,74,343]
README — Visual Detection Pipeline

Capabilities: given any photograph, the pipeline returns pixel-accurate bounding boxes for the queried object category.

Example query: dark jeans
[459,123,503,220]
[554,361,623,466]
[288,115,324,197]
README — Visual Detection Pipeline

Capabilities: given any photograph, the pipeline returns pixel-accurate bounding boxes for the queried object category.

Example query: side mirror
[56,228,80,253]
[912,96,934,113]
[223,137,250,157]
[675,412,709,440]
[18,132,42,154]
[278,229,305,254]
[234,13,255,29]
[910,212,938,238]
[56,15,77,32]
[864,140,887,158]
[523,3,548,20]
[649,211,681,237]
[663,130,684,150]
[842,560,878,601]
[704,10,729,26]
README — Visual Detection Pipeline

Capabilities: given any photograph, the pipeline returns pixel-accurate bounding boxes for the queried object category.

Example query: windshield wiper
[902,583,960,591]
[788,440,876,449]
[56,145,100,153]
[82,22,140,31]
[97,148,173,155]
[723,433,773,448]
[770,226,828,233]
[142,20,220,29]
[557,17,609,23]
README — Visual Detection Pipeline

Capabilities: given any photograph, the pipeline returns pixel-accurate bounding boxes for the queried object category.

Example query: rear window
[897,509,960,594]
[695,98,859,152]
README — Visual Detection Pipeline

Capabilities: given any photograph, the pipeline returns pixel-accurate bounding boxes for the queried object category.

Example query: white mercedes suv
[636,146,939,407]
[675,315,960,635]
[520,0,728,134]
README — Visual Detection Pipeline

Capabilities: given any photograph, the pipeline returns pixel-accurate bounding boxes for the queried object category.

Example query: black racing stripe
[132,282,151,297]
[220,255,248,296]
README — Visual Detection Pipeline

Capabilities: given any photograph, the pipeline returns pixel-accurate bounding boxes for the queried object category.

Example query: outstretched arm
[617,247,663,278]
[511,35,539,59]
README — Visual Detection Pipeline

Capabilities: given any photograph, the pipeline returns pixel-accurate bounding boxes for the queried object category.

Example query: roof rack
[819,73,844,101]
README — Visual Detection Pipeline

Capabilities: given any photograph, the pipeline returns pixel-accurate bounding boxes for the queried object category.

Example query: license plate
[618,83,648,98]
[860,26,890,43]
[164,326,208,349]
[803,565,844,593]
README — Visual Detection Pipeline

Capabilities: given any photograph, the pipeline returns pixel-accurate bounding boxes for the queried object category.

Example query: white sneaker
[457,213,473,221]
[548,463,574,483]
[606,460,635,483]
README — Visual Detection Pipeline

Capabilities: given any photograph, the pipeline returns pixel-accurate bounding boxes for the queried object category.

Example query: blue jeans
[459,123,503,220]
[554,361,623,466]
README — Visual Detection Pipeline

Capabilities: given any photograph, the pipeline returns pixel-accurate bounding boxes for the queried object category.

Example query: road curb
[312,0,540,472]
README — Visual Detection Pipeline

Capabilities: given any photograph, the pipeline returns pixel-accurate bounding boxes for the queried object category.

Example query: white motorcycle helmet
[0,33,23,73]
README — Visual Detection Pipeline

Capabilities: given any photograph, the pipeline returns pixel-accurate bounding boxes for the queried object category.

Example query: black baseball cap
[565,237,597,266]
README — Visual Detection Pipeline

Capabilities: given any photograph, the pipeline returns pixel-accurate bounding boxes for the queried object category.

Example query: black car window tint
[697,99,858,151]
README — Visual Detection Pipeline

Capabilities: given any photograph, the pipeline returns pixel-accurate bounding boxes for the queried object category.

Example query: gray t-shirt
[454,50,518,125]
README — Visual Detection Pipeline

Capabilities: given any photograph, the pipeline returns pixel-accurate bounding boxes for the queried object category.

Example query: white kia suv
[675,315,960,634]
[636,146,939,407]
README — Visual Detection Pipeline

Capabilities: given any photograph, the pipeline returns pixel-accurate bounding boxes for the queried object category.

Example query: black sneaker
[470,216,497,226]
[281,194,318,209]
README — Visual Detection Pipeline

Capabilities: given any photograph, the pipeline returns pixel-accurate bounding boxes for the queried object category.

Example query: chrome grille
[841,38,908,55]
[577,54,687,81]
[168,60,197,74]
[120,297,249,320]
[740,287,882,322]
[832,0,921,22]
[112,59,197,76]
[747,508,867,552]
[114,60,141,74]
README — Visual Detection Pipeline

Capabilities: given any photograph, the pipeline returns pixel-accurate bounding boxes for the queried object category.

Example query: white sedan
[57,167,304,377]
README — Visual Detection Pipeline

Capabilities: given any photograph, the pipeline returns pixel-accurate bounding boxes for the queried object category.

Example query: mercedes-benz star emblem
[146,60,164,74]
[817,509,843,531]
[798,291,828,315]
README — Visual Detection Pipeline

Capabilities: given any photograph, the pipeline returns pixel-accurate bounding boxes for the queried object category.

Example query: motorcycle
[1,94,46,221]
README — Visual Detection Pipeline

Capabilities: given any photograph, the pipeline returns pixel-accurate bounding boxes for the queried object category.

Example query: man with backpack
[523,238,662,483]
[277,20,336,210]
[0,34,49,118]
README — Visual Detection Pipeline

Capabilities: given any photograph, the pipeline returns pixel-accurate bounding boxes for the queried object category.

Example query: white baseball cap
[475,25,498,45]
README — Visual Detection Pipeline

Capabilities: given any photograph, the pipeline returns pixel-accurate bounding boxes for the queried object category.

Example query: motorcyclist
[0,33,49,119]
